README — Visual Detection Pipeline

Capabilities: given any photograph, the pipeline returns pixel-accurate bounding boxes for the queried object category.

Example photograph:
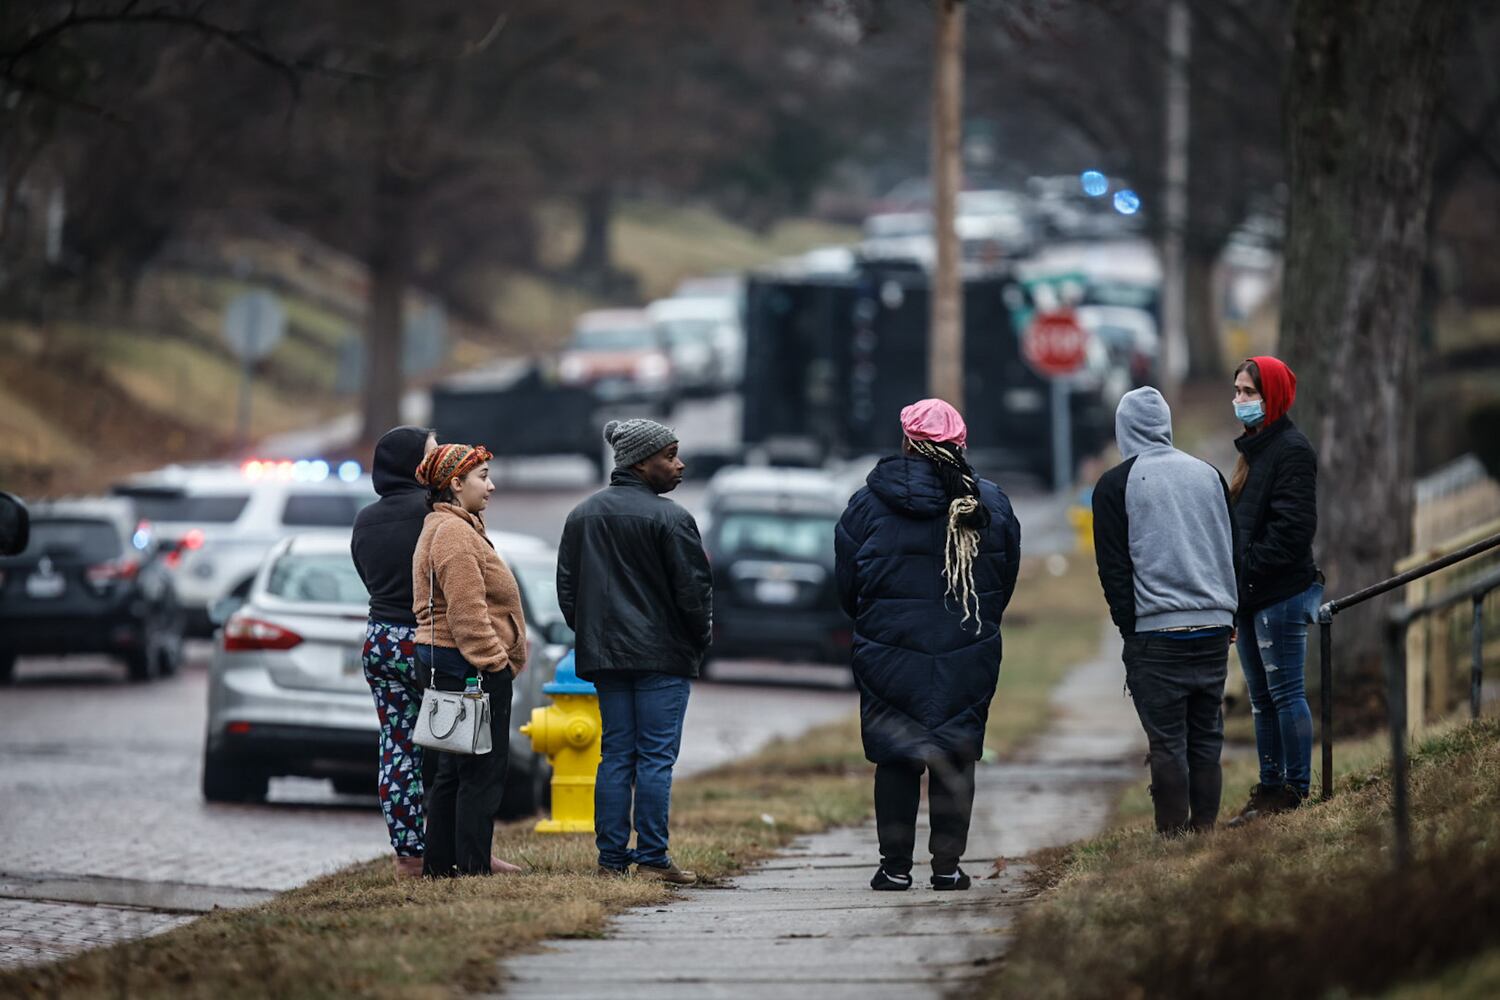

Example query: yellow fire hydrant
[1068,488,1095,554]
[520,651,601,834]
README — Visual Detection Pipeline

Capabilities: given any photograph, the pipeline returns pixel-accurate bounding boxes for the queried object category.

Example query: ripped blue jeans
[1236,582,1323,795]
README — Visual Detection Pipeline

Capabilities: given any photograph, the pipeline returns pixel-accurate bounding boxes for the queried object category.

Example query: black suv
[703,468,852,667]
[0,498,185,683]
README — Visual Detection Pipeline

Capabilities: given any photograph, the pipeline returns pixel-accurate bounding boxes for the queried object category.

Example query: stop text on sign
[1023,309,1090,378]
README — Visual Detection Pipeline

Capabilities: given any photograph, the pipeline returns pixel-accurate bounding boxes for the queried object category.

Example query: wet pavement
[496,626,1141,1000]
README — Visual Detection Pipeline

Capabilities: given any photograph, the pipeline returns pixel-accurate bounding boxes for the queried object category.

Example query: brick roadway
[0,650,392,969]
[0,900,192,969]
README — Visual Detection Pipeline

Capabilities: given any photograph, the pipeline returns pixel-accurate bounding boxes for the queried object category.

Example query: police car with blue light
[111,458,377,636]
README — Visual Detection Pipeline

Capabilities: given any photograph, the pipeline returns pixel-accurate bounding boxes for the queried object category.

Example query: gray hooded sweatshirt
[1091,387,1238,635]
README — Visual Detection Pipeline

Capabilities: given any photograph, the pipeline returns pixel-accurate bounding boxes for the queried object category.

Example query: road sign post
[1022,309,1091,494]
[222,291,287,451]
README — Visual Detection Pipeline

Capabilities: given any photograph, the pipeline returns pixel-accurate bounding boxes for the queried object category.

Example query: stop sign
[1023,309,1090,378]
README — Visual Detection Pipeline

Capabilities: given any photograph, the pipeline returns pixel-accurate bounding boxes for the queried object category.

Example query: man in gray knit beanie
[604,418,679,473]
[556,416,709,885]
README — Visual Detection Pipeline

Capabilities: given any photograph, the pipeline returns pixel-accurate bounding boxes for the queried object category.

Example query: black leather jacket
[1233,416,1320,614]
[556,469,712,681]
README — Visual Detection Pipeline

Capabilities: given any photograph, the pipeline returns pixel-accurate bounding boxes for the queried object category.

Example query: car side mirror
[0,492,29,556]
[544,621,575,647]
[209,596,245,627]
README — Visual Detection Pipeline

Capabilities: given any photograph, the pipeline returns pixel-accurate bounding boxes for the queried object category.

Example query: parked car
[0,497,185,684]
[0,491,27,556]
[702,467,852,667]
[648,296,745,395]
[859,211,936,270]
[112,461,377,636]
[956,189,1039,262]
[1076,304,1161,388]
[202,530,569,815]
[556,308,674,411]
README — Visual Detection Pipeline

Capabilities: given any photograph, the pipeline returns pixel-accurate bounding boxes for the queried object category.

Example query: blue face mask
[1235,399,1265,427]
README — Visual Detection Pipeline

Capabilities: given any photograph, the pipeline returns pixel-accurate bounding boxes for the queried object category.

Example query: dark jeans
[874,756,976,876]
[1237,582,1323,795]
[594,671,691,869]
[417,648,511,877]
[1123,631,1230,834]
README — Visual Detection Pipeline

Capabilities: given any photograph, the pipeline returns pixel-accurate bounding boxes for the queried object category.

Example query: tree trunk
[1278,0,1459,690]
[362,161,412,445]
[1184,243,1221,380]
[572,182,614,278]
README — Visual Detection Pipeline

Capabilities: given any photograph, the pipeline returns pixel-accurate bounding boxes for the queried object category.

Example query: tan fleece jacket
[412,503,528,674]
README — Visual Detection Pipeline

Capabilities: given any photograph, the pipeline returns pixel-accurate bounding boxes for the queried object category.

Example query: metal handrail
[1314,531,1500,871]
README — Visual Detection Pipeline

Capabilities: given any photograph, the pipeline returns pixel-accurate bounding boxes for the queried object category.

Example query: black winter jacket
[556,469,713,682]
[835,456,1021,765]
[1232,416,1319,614]
[352,426,430,626]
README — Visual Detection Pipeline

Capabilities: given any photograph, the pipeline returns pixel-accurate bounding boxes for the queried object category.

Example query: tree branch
[2,4,379,106]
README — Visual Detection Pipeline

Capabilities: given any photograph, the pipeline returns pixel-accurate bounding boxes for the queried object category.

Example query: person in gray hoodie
[1092,387,1239,834]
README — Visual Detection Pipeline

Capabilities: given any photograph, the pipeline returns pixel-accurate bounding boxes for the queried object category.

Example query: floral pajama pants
[362,621,426,857]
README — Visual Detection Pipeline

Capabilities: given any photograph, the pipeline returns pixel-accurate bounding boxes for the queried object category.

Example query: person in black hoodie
[352,426,437,878]
[835,399,1021,892]
[1224,356,1322,827]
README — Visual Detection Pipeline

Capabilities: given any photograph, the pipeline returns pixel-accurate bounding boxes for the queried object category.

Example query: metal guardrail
[1315,531,1500,869]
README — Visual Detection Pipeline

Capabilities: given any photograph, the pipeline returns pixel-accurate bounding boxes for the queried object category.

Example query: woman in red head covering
[1225,356,1321,826]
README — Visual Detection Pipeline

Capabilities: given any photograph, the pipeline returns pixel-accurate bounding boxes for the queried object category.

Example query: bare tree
[1278,0,1463,680]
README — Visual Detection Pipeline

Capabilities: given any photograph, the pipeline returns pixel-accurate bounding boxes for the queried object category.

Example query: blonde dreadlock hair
[907,437,991,631]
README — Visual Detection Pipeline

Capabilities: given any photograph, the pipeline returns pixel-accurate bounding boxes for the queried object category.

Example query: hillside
[0,203,856,496]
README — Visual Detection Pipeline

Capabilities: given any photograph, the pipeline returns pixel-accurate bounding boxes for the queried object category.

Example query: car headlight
[634,353,671,383]
[558,355,589,384]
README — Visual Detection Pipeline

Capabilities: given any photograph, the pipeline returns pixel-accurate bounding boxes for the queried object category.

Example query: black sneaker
[870,866,913,891]
[1267,785,1305,814]
[1226,783,1277,829]
[931,868,972,891]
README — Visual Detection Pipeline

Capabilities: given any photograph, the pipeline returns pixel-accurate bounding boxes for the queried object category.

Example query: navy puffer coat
[835,456,1021,765]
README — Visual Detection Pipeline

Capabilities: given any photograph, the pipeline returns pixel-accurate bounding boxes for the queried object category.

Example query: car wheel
[332,775,377,798]
[124,648,154,683]
[533,761,551,814]
[0,649,15,686]
[156,638,182,678]
[155,604,186,678]
[202,751,269,803]
[499,761,547,820]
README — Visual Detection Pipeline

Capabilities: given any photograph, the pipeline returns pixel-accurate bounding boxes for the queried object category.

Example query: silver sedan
[201,531,568,817]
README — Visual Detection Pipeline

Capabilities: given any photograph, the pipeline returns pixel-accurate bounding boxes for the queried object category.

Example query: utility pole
[929,0,965,409]
[1160,0,1190,403]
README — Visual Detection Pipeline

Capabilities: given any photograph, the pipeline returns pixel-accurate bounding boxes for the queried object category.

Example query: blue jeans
[594,671,692,869]
[1236,582,1323,795]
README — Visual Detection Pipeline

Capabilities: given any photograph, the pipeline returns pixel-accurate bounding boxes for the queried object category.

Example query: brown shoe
[1226,783,1303,828]
[596,865,629,878]
[393,855,425,879]
[635,861,697,885]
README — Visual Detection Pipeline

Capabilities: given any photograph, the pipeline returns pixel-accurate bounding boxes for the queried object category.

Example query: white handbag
[413,564,493,756]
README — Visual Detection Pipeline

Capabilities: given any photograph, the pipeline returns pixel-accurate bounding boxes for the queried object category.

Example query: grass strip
[989,717,1500,1000]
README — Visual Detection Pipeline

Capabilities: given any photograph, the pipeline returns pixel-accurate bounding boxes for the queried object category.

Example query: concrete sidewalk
[493,627,1142,1000]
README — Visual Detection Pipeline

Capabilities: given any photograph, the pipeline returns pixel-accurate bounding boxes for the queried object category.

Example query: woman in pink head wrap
[835,398,1022,892]
[900,398,969,449]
